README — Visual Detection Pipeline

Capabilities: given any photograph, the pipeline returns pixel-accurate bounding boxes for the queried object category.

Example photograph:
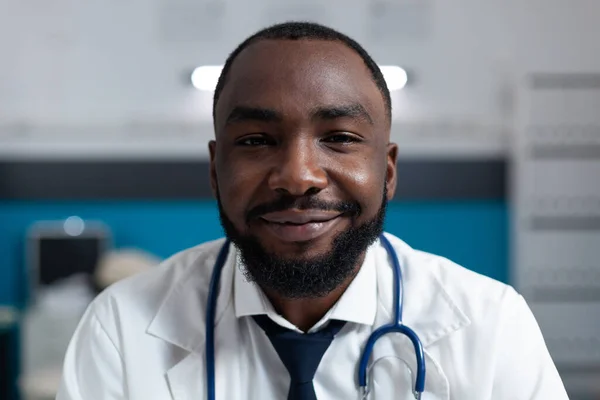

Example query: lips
[259,209,342,242]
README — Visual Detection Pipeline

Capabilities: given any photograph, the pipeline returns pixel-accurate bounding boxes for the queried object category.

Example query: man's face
[210,39,398,298]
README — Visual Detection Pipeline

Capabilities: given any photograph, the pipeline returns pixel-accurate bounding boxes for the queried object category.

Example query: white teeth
[264,219,329,225]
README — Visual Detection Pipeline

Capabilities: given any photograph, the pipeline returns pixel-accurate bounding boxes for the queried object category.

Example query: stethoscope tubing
[205,235,426,400]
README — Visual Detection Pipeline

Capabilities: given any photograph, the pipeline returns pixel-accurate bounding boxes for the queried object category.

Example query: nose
[267,139,328,196]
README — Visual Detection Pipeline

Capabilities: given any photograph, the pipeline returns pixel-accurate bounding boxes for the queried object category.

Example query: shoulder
[383,232,518,323]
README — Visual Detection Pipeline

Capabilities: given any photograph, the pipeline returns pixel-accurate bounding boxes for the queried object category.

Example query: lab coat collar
[147,239,236,352]
[148,234,471,353]
[374,234,471,347]
[233,242,378,331]
[149,236,467,399]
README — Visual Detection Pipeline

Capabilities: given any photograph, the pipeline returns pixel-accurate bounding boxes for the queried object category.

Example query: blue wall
[0,200,508,306]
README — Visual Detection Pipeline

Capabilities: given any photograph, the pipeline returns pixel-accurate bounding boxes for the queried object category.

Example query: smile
[259,210,342,242]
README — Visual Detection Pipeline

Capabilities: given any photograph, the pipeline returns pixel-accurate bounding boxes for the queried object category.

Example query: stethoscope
[205,234,426,399]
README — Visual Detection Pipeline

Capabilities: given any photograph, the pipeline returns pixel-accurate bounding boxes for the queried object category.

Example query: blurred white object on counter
[95,248,162,289]
[20,275,95,400]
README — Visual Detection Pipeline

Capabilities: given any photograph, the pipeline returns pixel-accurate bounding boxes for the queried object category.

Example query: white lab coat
[56,233,569,399]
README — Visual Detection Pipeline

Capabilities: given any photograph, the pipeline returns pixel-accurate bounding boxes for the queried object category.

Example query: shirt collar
[234,242,379,333]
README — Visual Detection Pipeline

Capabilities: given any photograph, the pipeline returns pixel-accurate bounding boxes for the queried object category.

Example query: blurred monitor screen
[37,237,105,285]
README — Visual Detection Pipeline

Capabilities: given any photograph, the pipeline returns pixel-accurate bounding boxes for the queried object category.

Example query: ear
[208,140,218,198]
[385,143,398,200]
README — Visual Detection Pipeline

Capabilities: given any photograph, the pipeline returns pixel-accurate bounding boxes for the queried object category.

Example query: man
[57,22,568,399]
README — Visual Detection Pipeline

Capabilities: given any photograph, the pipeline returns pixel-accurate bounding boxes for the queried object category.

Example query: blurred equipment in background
[27,216,111,297]
[511,72,600,399]
[20,217,112,400]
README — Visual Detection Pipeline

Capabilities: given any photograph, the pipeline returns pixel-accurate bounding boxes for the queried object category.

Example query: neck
[262,253,366,332]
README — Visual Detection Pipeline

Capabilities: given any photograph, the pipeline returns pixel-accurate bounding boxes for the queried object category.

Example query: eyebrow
[225,106,282,126]
[311,104,374,125]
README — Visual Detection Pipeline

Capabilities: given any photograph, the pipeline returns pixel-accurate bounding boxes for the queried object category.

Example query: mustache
[246,196,361,222]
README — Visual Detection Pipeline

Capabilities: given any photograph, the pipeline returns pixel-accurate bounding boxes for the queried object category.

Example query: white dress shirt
[56,233,569,399]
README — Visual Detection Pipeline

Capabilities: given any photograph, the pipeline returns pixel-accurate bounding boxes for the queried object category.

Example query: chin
[257,235,336,259]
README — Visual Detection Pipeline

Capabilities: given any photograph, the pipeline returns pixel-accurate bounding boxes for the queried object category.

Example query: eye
[235,135,274,147]
[322,133,362,144]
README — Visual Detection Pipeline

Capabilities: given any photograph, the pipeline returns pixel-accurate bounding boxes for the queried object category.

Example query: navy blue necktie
[252,315,346,400]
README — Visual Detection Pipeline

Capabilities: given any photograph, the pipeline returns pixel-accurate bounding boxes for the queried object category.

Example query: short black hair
[212,21,391,122]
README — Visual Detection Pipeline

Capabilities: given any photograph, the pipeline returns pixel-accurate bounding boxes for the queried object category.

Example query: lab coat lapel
[146,239,236,400]
[165,311,243,400]
[166,351,207,400]
[369,234,471,399]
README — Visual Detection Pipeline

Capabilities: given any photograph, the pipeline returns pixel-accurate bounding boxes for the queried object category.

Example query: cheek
[331,155,386,212]
[216,157,265,213]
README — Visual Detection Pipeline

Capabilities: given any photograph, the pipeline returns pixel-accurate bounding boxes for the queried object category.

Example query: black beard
[217,187,387,299]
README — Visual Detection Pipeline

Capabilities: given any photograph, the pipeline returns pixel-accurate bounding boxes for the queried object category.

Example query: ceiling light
[191,64,408,91]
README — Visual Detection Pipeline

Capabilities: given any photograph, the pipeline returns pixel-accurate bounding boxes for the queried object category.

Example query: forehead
[215,39,386,127]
